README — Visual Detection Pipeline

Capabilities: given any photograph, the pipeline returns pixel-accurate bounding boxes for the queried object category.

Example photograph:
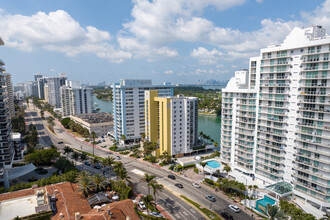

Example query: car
[84,161,91,166]
[115,156,121,160]
[101,136,104,139]
[150,212,163,218]
[138,201,146,210]
[102,140,106,142]
[206,195,216,202]
[192,183,201,188]
[94,164,101,169]
[221,211,234,220]
[168,175,176,180]
[228,204,240,213]
[175,183,183,188]
[98,140,102,143]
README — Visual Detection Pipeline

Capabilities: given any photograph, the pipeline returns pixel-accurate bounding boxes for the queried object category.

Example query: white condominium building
[44,75,67,108]
[112,79,174,142]
[60,85,93,117]
[221,26,330,211]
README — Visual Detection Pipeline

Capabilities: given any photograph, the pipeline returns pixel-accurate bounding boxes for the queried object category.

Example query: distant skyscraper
[44,75,67,108]
[145,91,198,157]
[111,79,174,141]
[221,26,330,211]
[34,73,43,81]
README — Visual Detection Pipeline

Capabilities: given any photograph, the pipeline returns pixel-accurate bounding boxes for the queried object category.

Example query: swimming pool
[206,160,221,168]
[255,195,276,214]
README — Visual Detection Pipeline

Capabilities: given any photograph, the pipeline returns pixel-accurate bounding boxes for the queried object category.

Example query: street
[25,105,254,220]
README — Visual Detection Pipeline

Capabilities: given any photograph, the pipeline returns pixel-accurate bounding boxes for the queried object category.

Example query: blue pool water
[206,160,221,168]
[255,195,276,214]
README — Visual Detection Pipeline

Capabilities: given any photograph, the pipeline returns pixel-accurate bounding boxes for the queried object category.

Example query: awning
[266,181,293,197]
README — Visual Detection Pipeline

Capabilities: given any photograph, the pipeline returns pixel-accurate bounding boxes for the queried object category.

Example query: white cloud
[191,47,223,65]
[164,70,174,74]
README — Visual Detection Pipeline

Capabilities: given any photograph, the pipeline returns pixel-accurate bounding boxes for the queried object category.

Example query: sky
[1,0,330,85]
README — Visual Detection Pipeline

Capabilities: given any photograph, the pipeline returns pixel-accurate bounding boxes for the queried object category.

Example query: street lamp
[241,176,248,209]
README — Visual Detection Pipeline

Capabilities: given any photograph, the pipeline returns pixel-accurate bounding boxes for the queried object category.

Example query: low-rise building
[70,113,113,137]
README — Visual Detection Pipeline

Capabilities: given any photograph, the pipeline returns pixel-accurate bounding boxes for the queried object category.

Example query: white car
[192,183,201,188]
[138,201,146,210]
[115,156,121,160]
[150,212,163,218]
[228,204,241,213]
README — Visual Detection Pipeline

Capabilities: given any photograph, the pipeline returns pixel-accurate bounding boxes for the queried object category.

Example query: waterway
[93,95,221,143]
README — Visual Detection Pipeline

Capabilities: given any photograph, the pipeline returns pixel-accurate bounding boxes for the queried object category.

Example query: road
[26,105,254,220]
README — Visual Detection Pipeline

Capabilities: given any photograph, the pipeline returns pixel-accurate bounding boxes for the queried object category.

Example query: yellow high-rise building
[145,90,198,157]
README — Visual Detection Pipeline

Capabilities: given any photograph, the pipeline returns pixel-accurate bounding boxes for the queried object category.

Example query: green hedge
[176,163,195,171]
[194,167,199,174]
[204,178,216,186]
[22,211,52,220]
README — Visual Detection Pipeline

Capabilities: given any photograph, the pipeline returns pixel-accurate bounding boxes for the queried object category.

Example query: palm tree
[121,134,127,150]
[76,171,93,197]
[253,185,258,199]
[63,146,72,158]
[141,194,154,216]
[102,156,116,178]
[214,169,221,180]
[200,162,207,174]
[140,173,156,195]
[320,213,330,220]
[116,167,131,196]
[248,185,253,198]
[90,132,97,156]
[266,204,287,220]
[71,151,80,165]
[150,182,163,204]
[47,116,55,133]
[223,164,231,175]
[213,141,218,150]
[40,110,44,119]
[141,133,146,141]
[92,174,107,192]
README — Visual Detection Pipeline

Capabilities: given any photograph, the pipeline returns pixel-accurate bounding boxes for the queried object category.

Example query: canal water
[93,95,221,143]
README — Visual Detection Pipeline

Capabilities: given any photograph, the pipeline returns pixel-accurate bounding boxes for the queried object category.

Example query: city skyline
[0,0,328,84]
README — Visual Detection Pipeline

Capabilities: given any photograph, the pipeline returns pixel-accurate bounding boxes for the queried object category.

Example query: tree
[252,185,258,199]
[71,151,80,165]
[160,151,171,164]
[54,157,75,173]
[320,213,330,220]
[63,146,72,158]
[47,116,55,133]
[102,156,116,178]
[90,132,97,156]
[141,133,146,140]
[141,194,154,216]
[121,135,127,150]
[143,141,158,157]
[92,174,107,192]
[200,162,207,174]
[116,167,131,197]
[266,204,287,220]
[80,152,87,161]
[213,141,218,149]
[140,173,156,195]
[214,169,221,179]
[76,172,93,197]
[150,182,163,204]
[24,148,60,166]
[25,97,29,107]
[61,117,71,128]
[40,110,44,119]
[224,164,231,175]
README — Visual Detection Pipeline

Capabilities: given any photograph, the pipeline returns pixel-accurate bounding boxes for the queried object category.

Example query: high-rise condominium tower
[112,79,174,142]
[145,91,198,157]
[60,85,93,117]
[221,26,330,211]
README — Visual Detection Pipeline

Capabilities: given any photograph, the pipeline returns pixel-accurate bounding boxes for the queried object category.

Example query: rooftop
[266,181,293,196]
[71,112,113,124]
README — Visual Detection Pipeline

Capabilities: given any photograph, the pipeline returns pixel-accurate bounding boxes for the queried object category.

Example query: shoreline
[198,112,218,116]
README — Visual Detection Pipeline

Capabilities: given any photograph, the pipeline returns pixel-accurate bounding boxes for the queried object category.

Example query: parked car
[101,136,104,139]
[102,140,106,142]
[138,201,146,210]
[168,175,176,180]
[221,211,234,220]
[175,183,184,188]
[84,161,91,166]
[115,156,121,160]
[150,212,163,218]
[228,204,240,213]
[206,195,216,202]
[192,183,201,188]
[94,163,101,169]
